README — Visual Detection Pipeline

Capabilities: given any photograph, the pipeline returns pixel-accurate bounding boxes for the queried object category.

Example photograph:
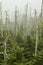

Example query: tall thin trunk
[4,42,7,65]
[23,2,28,38]
[34,9,38,56]
[14,6,18,36]
[35,24,38,56]
[0,2,3,37]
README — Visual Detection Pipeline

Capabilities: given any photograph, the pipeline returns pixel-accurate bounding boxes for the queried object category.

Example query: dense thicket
[0,22,43,65]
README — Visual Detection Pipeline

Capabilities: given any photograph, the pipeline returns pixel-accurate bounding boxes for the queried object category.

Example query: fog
[0,0,42,20]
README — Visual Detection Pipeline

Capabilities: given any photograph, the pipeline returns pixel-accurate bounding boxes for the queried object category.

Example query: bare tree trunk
[4,42,7,65]
[35,25,38,56]
[34,9,38,56]
[23,2,28,38]
[4,11,9,65]
[0,2,3,37]
[4,35,9,65]
[14,6,18,36]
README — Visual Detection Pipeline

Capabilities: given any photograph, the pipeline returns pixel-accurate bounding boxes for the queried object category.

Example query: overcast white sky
[0,0,42,20]
[0,0,42,13]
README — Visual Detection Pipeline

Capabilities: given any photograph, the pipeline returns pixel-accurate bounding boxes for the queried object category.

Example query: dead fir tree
[3,11,10,65]
[34,9,38,56]
[39,0,43,40]
[23,2,28,38]
[0,2,3,37]
[14,6,18,36]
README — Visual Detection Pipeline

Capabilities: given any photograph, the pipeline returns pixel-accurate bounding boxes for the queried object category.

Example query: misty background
[0,0,42,21]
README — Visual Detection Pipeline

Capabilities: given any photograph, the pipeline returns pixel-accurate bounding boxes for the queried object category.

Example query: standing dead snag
[4,11,10,36]
[28,5,32,35]
[39,0,43,40]
[34,9,38,56]
[4,42,7,65]
[23,2,28,38]
[3,11,10,65]
[41,0,43,22]
[4,36,9,65]
[14,6,18,36]
[0,2,3,37]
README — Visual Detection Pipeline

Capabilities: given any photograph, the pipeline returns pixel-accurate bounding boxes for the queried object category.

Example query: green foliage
[0,27,43,65]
